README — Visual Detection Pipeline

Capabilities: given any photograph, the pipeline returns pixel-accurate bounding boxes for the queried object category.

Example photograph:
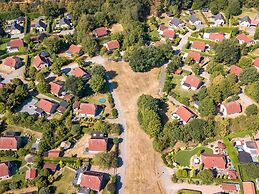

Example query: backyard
[171,74,195,99]
[173,146,213,166]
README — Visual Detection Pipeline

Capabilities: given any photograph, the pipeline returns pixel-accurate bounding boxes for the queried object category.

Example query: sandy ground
[110,24,124,34]
[104,61,164,194]
[4,187,37,194]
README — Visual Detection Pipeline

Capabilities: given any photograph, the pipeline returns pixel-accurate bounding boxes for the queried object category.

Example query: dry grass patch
[110,23,123,34]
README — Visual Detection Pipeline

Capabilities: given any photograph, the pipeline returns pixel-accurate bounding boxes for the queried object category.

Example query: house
[208,33,225,42]
[227,170,238,180]
[236,34,254,45]
[182,75,202,90]
[254,58,259,70]
[30,33,47,43]
[93,27,108,38]
[0,162,10,179]
[56,17,71,29]
[47,150,61,157]
[242,181,256,194]
[158,25,167,33]
[201,154,227,169]
[6,21,24,36]
[88,132,108,153]
[220,101,242,116]
[37,99,57,115]
[6,39,24,53]
[26,168,37,180]
[71,67,90,79]
[0,136,19,151]
[169,18,184,28]
[43,163,58,173]
[230,65,242,77]
[189,15,202,25]
[77,171,104,191]
[32,55,50,70]
[221,183,240,193]
[49,81,64,96]
[213,13,225,26]
[239,16,251,27]
[79,103,97,118]
[66,44,82,57]
[243,141,258,162]
[187,51,202,63]
[238,151,253,163]
[73,101,80,113]
[104,40,120,51]
[3,56,23,70]
[192,41,206,52]
[161,28,175,40]
[172,106,196,125]
[34,17,47,32]
[57,101,69,113]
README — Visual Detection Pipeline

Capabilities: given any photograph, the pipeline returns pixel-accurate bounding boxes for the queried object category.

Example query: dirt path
[104,61,164,194]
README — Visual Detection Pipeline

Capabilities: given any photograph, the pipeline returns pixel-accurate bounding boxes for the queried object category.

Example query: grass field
[173,146,213,166]
[172,75,195,99]
[52,167,77,194]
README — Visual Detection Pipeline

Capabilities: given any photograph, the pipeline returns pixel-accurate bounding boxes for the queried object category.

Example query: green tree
[198,169,214,184]
[29,66,37,80]
[199,97,217,116]
[65,76,85,97]
[51,62,61,75]
[237,56,252,68]
[81,35,98,57]
[245,104,258,116]
[93,151,117,169]
[39,186,51,194]
[254,26,259,40]
[37,81,49,94]
[89,74,106,93]
[227,0,242,16]
[240,67,259,85]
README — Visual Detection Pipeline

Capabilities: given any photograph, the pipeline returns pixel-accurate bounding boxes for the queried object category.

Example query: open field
[239,8,258,19]
[110,23,123,33]
[104,61,164,194]
[6,125,42,138]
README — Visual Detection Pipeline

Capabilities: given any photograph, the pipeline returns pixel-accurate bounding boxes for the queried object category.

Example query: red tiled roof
[159,25,167,31]
[222,183,238,192]
[230,65,242,76]
[89,138,107,152]
[175,106,195,123]
[67,44,81,54]
[0,136,18,150]
[209,33,224,42]
[192,41,206,51]
[43,163,57,172]
[3,57,20,68]
[242,182,256,194]
[37,99,56,114]
[0,162,9,177]
[105,40,119,50]
[57,105,66,113]
[49,81,63,96]
[80,171,103,191]
[218,142,226,149]
[184,75,202,89]
[251,20,259,26]
[47,150,60,157]
[33,55,48,68]
[201,154,227,169]
[188,51,201,63]
[228,170,238,180]
[162,29,175,39]
[80,103,97,116]
[8,39,24,48]
[175,69,182,75]
[73,101,80,110]
[94,27,108,37]
[236,34,253,43]
[26,168,37,180]
[254,58,259,68]
[223,101,242,115]
[71,67,88,78]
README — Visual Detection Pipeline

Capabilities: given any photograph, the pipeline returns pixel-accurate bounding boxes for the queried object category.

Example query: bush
[171,174,178,183]
[107,93,115,107]
[245,104,258,116]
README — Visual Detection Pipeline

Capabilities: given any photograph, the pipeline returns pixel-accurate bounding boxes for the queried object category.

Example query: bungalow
[230,65,242,77]
[172,105,196,125]
[189,15,202,25]
[47,150,61,158]
[161,28,175,40]
[187,51,202,63]
[239,16,251,27]
[208,32,225,42]
[158,25,167,33]
[56,17,71,29]
[104,40,120,51]
[26,168,37,180]
[37,99,58,115]
[77,171,104,192]
[236,33,254,45]
[7,21,24,36]
[88,132,108,153]
[191,41,206,52]
[43,163,58,173]
[220,101,242,116]
[243,182,256,194]
[71,67,90,79]
[0,162,10,180]
[0,136,20,151]
[182,75,202,90]
[3,56,23,70]
[34,17,47,32]
[6,39,24,53]
[57,101,69,113]
[221,183,240,193]
[79,103,97,118]
[201,154,227,170]
[254,58,259,70]
[213,13,225,26]
[93,27,108,38]
[243,141,258,162]
[66,44,82,57]
[33,55,51,70]
[49,81,64,96]
[227,170,238,180]
[169,18,184,28]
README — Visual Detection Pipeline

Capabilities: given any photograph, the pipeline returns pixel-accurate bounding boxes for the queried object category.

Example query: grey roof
[189,15,200,23]
[214,13,224,20]
[12,21,24,32]
[170,17,182,27]
[240,16,251,23]
[238,151,252,163]
[60,18,71,26]
[35,19,47,29]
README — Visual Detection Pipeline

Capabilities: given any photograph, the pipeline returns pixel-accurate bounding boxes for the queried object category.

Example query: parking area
[18,98,38,115]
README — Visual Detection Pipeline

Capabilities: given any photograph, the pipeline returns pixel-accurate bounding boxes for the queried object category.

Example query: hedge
[199,10,209,26]
[0,51,27,60]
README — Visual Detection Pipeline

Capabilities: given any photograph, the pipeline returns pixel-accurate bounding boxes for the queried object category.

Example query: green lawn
[177,189,201,194]
[173,146,213,166]
[172,75,195,99]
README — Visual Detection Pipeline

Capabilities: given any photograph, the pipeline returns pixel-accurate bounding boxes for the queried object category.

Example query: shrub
[245,104,258,116]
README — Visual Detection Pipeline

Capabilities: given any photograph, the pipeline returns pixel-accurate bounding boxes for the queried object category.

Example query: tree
[198,169,214,184]
[51,62,61,75]
[36,72,45,82]
[37,81,49,94]
[42,36,66,54]
[76,14,95,43]
[240,67,259,85]
[214,39,241,64]
[246,104,258,116]
[192,63,200,75]
[65,76,85,97]
[167,55,181,74]
[29,66,37,80]
[89,74,106,93]
[93,151,117,169]
[9,182,19,190]
[227,0,242,16]
[254,26,259,40]
[237,56,252,68]
[39,186,51,194]
[81,35,98,57]
[199,97,217,116]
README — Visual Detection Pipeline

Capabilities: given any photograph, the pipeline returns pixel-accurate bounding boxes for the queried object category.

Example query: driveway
[17,98,38,115]
[0,66,26,83]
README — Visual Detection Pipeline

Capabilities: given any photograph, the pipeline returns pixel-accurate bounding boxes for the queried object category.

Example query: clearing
[104,61,164,194]
[239,8,258,19]
[6,125,42,139]
[110,23,124,33]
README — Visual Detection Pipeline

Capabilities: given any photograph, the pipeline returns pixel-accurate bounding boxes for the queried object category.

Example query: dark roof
[170,18,182,27]
[240,16,251,23]
[11,21,24,32]
[36,19,47,29]
[189,15,200,23]
[60,18,71,26]
[214,13,224,20]
[59,100,69,108]
[238,151,253,163]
